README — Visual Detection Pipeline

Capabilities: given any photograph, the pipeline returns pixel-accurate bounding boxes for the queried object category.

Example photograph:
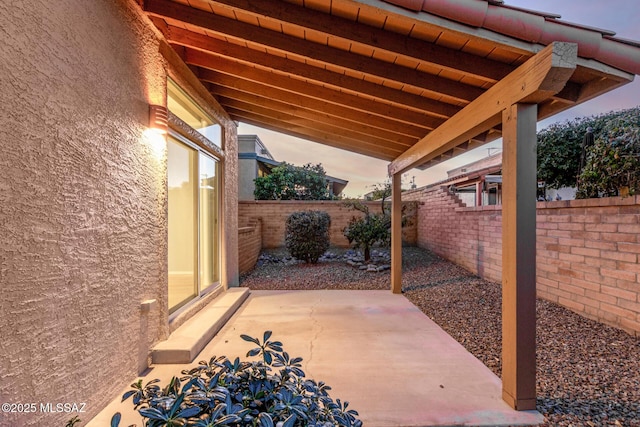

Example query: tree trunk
[364,246,371,262]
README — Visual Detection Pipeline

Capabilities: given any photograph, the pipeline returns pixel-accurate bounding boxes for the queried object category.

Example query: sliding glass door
[168,137,220,313]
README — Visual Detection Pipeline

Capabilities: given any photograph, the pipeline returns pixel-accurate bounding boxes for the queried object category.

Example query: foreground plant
[112,331,362,427]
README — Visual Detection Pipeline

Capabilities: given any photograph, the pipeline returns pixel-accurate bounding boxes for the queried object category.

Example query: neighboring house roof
[143,0,640,168]
[427,151,503,188]
[238,152,280,168]
[238,135,349,196]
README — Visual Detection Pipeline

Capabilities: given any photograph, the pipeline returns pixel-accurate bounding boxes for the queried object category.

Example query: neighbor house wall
[238,157,258,201]
[0,0,238,425]
[238,200,417,249]
[403,187,640,336]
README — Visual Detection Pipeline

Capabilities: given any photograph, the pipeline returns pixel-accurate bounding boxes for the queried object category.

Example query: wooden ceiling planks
[142,0,633,170]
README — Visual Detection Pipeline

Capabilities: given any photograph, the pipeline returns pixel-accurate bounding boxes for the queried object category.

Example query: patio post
[501,102,537,410]
[391,172,402,293]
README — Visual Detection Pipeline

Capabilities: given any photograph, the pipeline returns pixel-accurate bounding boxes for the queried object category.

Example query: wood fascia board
[219,96,416,147]
[232,116,399,161]
[169,29,459,119]
[208,80,428,141]
[194,62,441,128]
[388,42,578,176]
[144,0,483,103]
[206,0,513,83]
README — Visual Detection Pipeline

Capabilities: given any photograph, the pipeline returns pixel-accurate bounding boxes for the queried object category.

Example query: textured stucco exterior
[0,0,238,425]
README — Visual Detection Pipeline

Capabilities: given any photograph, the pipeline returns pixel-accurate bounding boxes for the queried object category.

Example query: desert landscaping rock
[241,247,640,427]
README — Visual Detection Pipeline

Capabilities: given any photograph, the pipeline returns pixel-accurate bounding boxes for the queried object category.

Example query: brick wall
[238,200,417,249]
[403,187,640,336]
[238,219,262,274]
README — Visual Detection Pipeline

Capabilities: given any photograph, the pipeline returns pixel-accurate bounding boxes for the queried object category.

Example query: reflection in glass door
[199,152,219,290]
[168,137,220,313]
[168,139,197,311]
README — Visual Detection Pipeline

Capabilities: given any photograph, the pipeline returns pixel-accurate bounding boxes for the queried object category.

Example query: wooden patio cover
[139,0,640,412]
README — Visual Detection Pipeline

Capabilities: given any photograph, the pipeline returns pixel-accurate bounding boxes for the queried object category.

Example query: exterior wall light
[149,104,168,135]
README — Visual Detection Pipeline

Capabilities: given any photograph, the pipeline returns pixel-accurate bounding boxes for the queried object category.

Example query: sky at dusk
[237,0,640,198]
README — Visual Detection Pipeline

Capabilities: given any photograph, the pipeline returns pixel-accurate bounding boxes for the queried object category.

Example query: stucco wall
[0,0,238,424]
[224,125,240,286]
[403,187,640,336]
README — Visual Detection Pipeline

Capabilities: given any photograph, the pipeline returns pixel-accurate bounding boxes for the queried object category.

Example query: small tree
[343,182,395,262]
[577,109,640,198]
[254,162,332,200]
[285,210,331,263]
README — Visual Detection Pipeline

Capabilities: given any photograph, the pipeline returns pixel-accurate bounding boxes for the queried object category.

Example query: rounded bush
[285,211,331,263]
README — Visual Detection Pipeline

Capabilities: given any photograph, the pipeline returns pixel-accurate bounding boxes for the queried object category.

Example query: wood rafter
[223,98,412,151]
[168,27,459,119]
[217,96,416,147]
[194,63,441,129]
[205,79,430,139]
[144,0,484,104]
[234,115,402,160]
[204,0,515,84]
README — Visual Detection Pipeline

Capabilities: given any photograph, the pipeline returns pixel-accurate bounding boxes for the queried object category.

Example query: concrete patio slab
[89,290,543,427]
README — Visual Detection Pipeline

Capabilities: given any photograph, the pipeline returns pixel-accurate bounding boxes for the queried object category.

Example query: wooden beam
[501,103,538,410]
[168,29,459,119]
[197,65,439,130]
[219,97,415,147]
[185,50,452,129]
[208,83,429,139]
[144,0,483,103]
[222,101,411,152]
[230,116,398,161]
[205,0,514,84]
[388,42,578,176]
[390,173,402,294]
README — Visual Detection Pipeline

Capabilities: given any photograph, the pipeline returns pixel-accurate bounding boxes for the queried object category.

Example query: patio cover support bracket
[501,103,538,410]
[387,42,578,176]
[387,42,577,410]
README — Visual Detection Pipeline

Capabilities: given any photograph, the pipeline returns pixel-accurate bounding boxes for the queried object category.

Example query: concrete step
[151,288,249,364]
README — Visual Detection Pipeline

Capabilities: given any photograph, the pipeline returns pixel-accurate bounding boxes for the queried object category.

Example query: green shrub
[536,107,640,191]
[112,331,362,427]
[254,163,333,200]
[285,211,331,263]
[577,109,640,198]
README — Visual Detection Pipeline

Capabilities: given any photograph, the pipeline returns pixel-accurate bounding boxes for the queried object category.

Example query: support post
[501,103,537,410]
[390,172,402,294]
[475,180,483,206]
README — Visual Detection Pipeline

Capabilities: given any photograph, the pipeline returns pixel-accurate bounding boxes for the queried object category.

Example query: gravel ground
[241,247,640,427]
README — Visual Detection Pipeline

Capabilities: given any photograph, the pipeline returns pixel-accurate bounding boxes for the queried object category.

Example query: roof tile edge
[380,0,640,75]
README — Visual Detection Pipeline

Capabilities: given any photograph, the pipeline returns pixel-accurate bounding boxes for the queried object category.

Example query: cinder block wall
[238,200,417,249]
[403,187,640,336]
[238,219,262,274]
